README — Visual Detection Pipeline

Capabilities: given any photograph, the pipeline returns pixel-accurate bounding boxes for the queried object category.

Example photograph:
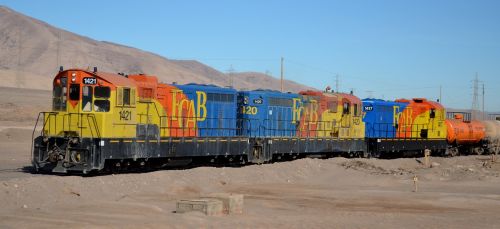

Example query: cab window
[82,86,93,112]
[352,104,362,116]
[69,84,80,100]
[52,77,67,111]
[95,86,110,98]
[91,86,111,112]
[343,102,350,114]
[430,109,436,118]
[94,100,110,112]
[123,88,131,105]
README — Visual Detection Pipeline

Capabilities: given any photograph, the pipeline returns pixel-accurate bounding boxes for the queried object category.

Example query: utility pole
[335,74,339,93]
[471,73,480,120]
[280,57,284,92]
[439,85,442,103]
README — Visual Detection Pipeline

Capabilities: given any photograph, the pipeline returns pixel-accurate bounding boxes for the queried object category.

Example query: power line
[172,57,277,62]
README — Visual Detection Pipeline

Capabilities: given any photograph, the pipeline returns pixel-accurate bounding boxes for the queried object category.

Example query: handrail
[31,112,43,164]
[365,122,438,139]
[34,112,101,139]
[86,114,101,138]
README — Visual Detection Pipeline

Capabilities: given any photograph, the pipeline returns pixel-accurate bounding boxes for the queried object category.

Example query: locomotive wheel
[48,150,59,162]
[253,147,260,159]
[448,147,459,157]
[490,144,500,155]
[473,147,484,155]
[70,150,82,163]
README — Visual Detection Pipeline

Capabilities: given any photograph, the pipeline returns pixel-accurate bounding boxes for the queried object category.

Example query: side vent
[117,87,123,106]
[130,89,136,106]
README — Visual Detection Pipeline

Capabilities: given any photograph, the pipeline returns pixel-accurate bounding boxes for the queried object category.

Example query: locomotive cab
[45,69,137,138]
[33,68,139,173]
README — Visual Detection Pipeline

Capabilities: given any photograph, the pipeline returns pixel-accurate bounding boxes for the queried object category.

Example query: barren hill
[0,6,315,92]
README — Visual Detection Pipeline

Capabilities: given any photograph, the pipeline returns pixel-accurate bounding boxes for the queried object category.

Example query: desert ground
[1,87,500,228]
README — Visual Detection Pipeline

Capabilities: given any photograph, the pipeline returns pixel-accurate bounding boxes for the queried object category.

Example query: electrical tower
[482,83,485,120]
[471,73,480,120]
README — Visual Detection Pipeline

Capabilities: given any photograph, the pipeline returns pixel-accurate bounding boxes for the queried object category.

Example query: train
[31,68,500,174]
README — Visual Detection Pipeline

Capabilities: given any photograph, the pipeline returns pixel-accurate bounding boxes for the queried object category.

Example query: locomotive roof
[338,93,361,104]
[175,83,238,93]
[362,98,408,106]
[56,69,137,87]
[300,90,363,103]
[364,97,444,109]
[239,89,299,97]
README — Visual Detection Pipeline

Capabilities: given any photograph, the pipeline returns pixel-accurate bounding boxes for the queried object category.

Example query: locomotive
[31,68,499,174]
[32,68,365,174]
[362,98,448,157]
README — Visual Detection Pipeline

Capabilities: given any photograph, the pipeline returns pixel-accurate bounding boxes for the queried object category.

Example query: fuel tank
[445,114,486,145]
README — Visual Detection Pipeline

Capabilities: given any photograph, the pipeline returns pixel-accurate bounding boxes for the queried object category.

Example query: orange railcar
[444,113,487,156]
[445,114,486,145]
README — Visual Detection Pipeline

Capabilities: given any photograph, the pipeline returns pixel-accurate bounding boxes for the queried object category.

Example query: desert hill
[0,6,314,92]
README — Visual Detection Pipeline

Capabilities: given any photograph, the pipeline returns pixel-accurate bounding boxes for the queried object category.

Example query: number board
[253,98,263,104]
[363,105,373,111]
[83,77,97,85]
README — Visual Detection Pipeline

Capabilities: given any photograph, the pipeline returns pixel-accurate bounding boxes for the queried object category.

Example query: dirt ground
[1,87,500,228]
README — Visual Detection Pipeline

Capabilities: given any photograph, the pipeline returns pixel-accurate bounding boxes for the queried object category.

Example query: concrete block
[205,193,244,214]
[176,198,223,216]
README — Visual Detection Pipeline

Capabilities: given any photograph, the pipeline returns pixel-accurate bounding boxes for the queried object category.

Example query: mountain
[0,6,315,92]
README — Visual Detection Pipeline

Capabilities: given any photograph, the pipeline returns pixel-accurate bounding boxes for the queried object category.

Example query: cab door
[341,100,351,137]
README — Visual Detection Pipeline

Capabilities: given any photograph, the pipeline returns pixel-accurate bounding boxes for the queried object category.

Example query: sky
[1,0,499,111]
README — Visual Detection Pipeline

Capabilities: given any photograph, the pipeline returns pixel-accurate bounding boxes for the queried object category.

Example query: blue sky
[2,0,499,111]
